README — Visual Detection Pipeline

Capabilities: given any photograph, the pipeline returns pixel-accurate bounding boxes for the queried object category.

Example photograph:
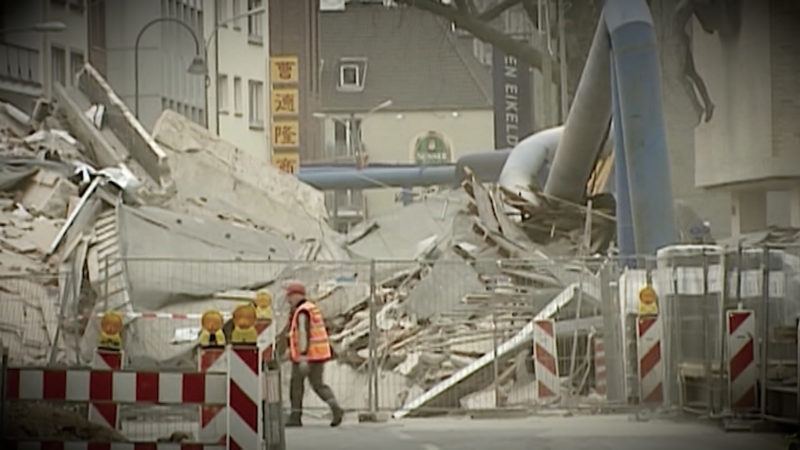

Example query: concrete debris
[152,110,330,241]
[20,170,79,218]
[0,61,619,420]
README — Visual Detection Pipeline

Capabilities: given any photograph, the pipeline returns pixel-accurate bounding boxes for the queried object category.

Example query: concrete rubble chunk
[77,66,172,188]
[20,171,79,219]
[152,110,330,240]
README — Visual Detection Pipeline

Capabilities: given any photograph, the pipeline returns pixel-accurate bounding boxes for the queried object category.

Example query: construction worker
[285,281,343,427]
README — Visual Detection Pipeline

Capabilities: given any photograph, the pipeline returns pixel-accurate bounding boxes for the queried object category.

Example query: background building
[89,0,206,131]
[318,3,493,228]
[0,0,88,112]
[203,0,271,162]
[692,0,800,235]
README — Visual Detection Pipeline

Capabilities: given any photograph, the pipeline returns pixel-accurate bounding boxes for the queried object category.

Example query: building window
[337,58,366,92]
[247,0,263,43]
[70,51,84,86]
[51,46,66,87]
[333,118,360,159]
[216,0,227,26]
[218,74,229,112]
[248,80,263,127]
[233,76,242,115]
[232,0,241,29]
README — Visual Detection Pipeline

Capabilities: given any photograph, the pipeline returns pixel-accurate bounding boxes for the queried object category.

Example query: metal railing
[1,244,798,422]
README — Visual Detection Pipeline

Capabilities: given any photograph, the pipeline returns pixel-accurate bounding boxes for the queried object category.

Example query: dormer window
[337,58,367,92]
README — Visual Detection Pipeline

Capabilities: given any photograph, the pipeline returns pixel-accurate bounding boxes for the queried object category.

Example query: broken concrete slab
[119,204,299,311]
[20,171,79,219]
[77,67,172,188]
[403,250,484,321]
[347,190,469,259]
[152,110,329,240]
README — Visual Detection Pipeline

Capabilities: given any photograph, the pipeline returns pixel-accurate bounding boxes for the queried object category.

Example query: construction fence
[1,244,799,431]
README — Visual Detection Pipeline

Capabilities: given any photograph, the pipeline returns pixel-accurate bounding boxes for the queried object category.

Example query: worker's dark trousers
[289,362,339,418]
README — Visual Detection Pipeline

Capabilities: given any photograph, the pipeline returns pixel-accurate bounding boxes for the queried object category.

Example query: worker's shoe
[330,404,344,427]
[286,413,302,427]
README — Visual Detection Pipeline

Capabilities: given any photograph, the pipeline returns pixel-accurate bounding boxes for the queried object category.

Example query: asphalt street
[285,413,788,450]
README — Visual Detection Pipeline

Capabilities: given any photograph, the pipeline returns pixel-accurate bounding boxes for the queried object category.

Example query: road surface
[286,413,787,450]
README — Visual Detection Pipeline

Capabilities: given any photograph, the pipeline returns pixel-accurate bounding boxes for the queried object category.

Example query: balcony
[0,42,41,87]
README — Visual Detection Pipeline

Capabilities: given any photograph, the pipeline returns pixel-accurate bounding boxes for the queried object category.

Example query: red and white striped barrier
[636,315,664,405]
[256,321,274,363]
[89,349,124,431]
[199,347,229,443]
[227,346,262,450]
[5,368,226,405]
[727,309,757,410]
[8,443,225,450]
[594,336,607,396]
[533,319,560,400]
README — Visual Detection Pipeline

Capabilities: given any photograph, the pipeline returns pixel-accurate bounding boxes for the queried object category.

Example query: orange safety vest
[289,301,332,363]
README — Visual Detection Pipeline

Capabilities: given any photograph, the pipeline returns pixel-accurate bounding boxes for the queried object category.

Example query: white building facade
[202,0,271,163]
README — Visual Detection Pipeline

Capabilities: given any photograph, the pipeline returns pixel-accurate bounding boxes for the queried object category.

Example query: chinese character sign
[270,56,299,84]
[272,121,299,148]
[271,88,299,116]
[273,151,299,174]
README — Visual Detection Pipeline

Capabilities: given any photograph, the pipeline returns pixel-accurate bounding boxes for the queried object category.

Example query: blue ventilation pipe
[610,56,635,266]
[605,0,678,254]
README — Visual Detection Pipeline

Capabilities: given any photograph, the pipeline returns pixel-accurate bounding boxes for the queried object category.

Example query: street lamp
[0,21,67,34]
[204,6,266,131]
[134,17,206,119]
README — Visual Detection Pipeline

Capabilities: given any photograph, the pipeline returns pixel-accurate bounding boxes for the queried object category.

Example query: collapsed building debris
[0,61,665,430]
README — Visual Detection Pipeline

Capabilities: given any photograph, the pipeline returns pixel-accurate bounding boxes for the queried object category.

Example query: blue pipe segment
[296,165,457,190]
[605,0,678,254]
[610,57,636,266]
[297,150,513,190]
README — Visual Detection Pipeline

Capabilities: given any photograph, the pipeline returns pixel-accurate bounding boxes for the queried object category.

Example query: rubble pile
[304,171,608,412]
[1,62,618,426]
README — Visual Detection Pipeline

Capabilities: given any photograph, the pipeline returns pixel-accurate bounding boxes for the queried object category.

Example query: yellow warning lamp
[98,311,123,351]
[254,290,273,322]
[231,303,258,345]
[638,285,659,316]
[199,309,226,348]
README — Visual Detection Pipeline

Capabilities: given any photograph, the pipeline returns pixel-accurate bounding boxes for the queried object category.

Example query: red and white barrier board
[227,346,261,450]
[199,347,229,443]
[594,336,607,396]
[8,443,225,450]
[727,309,757,410]
[636,315,664,405]
[5,369,226,405]
[533,319,559,399]
[89,349,124,431]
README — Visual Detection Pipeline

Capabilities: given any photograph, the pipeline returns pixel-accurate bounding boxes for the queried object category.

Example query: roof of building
[320,4,493,112]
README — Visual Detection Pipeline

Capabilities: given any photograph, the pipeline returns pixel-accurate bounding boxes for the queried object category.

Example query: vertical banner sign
[492,46,533,149]
[270,55,300,174]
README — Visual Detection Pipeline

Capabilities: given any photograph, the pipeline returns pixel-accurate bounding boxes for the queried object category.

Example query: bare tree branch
[478,0,522,22]
[397,0,559,82]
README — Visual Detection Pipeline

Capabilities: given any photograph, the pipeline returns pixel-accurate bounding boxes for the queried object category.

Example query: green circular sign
[414,131,451,165]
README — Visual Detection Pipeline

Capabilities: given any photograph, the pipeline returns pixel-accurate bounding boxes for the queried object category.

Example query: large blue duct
[605,0,678,254]
[297,150,513,190]
[610,58,636,266]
